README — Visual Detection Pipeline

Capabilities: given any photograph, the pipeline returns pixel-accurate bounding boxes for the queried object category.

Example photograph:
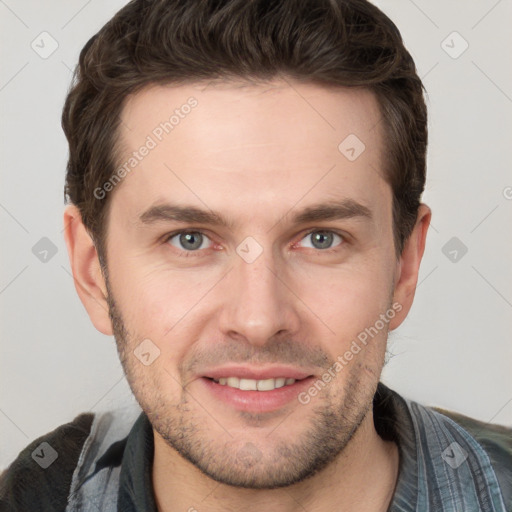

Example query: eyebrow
[137,199,372,229]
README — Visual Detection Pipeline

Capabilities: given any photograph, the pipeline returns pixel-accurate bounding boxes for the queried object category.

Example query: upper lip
[201,366,314,381]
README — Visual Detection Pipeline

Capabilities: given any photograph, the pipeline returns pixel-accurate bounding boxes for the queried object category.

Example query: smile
[211,377,297,391]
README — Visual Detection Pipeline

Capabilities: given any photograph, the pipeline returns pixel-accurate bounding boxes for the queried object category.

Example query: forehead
[111,79,388,228]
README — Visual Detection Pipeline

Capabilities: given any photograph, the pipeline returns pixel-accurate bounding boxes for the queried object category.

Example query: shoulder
[0,412,95,512]
[378,384,512,511]
[433,406,512,510]
[434,406,512,458]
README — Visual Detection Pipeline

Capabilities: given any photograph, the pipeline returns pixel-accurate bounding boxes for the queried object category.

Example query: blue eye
[299,230,344,250]
[164,229,345,258]
[166,231,213,252]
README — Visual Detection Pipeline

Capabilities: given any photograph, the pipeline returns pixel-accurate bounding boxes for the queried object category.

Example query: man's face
[103,80,400,488]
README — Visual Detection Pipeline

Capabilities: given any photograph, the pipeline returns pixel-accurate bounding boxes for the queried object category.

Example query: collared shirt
[1,383,511,511]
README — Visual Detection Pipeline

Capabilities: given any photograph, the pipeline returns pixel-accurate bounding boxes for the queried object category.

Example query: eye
[297,230,344,251]
[166,231,213,252]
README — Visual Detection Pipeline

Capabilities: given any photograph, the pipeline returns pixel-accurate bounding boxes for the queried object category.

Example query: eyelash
[163,229,347,258]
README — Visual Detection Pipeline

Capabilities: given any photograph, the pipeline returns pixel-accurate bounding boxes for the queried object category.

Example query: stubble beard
[105,278,383,489]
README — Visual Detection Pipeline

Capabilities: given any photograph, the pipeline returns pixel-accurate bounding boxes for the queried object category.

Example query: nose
[217,243,302,347]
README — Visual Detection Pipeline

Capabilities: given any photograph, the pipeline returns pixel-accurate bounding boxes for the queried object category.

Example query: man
[1,0,510,511]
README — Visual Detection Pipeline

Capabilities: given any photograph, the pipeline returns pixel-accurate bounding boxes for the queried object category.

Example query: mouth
[198,369,316,413]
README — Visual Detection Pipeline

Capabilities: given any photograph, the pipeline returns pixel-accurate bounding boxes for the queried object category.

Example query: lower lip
[200,377,315,413]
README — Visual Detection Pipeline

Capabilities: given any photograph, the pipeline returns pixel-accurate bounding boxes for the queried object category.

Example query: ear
[63,204,113,335]
[389,204,431,330]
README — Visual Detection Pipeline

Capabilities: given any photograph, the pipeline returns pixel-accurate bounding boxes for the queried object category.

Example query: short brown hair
[62,0,427,267]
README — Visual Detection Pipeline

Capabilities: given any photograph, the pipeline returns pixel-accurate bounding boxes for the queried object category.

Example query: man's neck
[151,411,400,512]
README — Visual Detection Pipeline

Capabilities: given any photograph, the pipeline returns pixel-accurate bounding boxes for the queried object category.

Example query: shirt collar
[117,409,158,511]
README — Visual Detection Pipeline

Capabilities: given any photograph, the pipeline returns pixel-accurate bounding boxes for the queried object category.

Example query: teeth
[214,377,297,391]
[275,377,286,388]
[257,378,275,391]
[227,377,239,388]
[239,378,257,391]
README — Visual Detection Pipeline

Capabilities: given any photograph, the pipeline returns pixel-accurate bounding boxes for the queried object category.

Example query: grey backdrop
[1,0,511,468]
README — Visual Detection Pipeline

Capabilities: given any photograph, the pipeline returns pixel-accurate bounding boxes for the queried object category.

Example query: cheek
[298,263,392,321]
[112,271,197,391]
[109,261,213,354]
[292,263,394,364]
